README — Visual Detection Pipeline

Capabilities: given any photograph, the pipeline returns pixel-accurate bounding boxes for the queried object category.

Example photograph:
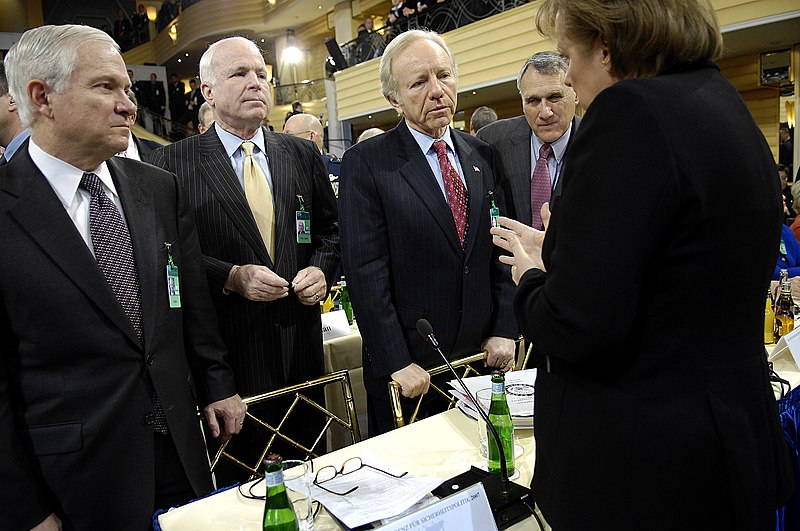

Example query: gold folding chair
[389,337,528,428]
[209,369,361,479]
[387,351,487,428]
[516,340,533,371]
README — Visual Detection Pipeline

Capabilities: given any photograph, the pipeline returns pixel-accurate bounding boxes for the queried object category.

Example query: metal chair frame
[209,369,361,478]
[388,337,529,428]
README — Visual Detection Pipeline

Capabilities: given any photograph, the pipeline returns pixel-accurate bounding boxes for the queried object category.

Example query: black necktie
[80,172,168,433]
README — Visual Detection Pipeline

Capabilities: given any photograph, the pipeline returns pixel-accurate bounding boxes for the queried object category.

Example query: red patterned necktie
[433,140,469,248]
[531,143,553,230]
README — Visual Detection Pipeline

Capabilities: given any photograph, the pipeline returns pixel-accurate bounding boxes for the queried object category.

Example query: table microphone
[416,319,532,529]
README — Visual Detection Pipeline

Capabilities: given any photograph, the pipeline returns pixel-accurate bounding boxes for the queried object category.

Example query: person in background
[284,100,304,124]
[283,112,341,187]
[339,30,517,436]
[183,78,204,129]
[478,51,579,228]
[492,0,793,528]
[196,100,214,134]
[780,126,793,173]
[778,162,794,218]
[168,73,186,124]
[132,3,149,45]
[774,221,800,279]
[113,8,132,50]
[356,127,384,143]
[468,105,497,135]
[0,62,29,165]
[0,24,244,530]
[117,89,164,163]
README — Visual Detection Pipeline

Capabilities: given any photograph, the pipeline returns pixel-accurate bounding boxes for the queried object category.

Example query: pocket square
[473,166,481,172]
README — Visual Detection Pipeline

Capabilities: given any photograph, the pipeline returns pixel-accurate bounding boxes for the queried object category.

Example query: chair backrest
[209,369,361,479]
[389,337,528,428]
[387,352,487,428]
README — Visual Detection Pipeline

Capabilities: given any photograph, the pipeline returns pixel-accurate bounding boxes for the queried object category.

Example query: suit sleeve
[302,142,340,288]
[339,147,414,376]
[0,309,53,528]
[513,87,679,366]
[171,172,238,404]
[150,146,236,293]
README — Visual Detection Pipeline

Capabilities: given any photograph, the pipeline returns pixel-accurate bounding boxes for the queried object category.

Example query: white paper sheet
[295,455,444,529]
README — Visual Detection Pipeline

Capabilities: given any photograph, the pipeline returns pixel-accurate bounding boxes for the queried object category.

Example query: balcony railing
[328,0,529,72]
[274,79,327,106]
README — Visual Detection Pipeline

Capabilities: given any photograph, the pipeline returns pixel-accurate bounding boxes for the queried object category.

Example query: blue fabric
[773,224,800,280]
[152,482,241,530]
[776,386,800,530]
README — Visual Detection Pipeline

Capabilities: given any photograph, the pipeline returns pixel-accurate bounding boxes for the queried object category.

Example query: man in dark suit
[0,25,245,530]
[168,74,186,123]
[339,30,517,435]
[183,78,205,130]
[150,37,339,473]
[478,51,579,229]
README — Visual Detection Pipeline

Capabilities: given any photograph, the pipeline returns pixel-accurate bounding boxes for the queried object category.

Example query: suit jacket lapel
[108,158,157,348]
[451,131,485,261]
[198,129,273,268]
[5,151,143,347]
[395,122,463,255]
[264,129,296,276]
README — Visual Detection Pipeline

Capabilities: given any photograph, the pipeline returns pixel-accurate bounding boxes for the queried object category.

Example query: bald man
[283,112,340,191]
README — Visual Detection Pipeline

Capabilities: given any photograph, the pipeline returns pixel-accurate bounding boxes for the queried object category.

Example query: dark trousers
[153,431,196,516]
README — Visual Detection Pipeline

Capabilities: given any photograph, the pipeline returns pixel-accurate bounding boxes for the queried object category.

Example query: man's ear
[386,94,404,116]
[27,79,53,118]
[200,82,213,105]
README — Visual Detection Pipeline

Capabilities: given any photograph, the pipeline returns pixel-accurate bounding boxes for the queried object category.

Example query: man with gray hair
[0,24,244,529]
[150,37,339,478]
[0,62,29,164]
[339,30,517,435]
[478,51,580,229]
[469,105,497,135]
[197,100,214,133]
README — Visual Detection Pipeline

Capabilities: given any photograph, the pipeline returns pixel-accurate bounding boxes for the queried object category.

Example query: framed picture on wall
[761,49,792,86]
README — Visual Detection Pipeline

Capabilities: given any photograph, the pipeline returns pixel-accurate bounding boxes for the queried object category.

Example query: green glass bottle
[487,371,515,476]
[340,276,354,325]
[262,454,299,531]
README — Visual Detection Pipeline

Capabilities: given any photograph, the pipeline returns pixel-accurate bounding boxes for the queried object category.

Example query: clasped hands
[490,202,550,284]
[226,264,327,305]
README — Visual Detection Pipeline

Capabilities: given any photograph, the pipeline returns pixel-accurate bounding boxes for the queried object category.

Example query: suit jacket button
[144,413,154,425]
[146,355,154,366]
[464,266,470,275]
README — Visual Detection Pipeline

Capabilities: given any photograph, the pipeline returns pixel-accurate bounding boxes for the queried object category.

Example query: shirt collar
[28,138,117,210]
[531,121,574,161]
[4,129,30,161]
[407,123,455,156]
[215,123,266,158]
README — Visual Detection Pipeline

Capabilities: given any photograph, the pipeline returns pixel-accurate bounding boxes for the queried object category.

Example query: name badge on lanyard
[164,242,181,308]
[296,194,311,244]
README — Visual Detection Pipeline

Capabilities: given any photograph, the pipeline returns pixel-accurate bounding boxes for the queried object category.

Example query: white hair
[379,30,457,102]
[4,25,118,127]
[199,36,263,86]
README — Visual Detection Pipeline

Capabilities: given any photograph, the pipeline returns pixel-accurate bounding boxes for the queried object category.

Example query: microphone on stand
[416,319,532,529]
